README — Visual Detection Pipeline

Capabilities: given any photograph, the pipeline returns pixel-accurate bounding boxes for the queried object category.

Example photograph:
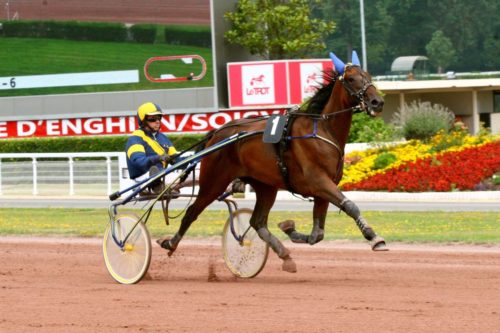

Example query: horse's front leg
[309,198,327,244]
[338,197,387,251]
[314,180,387,251]
[278,198,328,245]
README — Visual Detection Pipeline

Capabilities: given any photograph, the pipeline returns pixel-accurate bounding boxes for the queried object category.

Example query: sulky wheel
[103,212,152,284]
[222,208,269,278]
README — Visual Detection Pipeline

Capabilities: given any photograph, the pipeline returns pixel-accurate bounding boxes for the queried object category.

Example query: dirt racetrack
[1,237,499,333]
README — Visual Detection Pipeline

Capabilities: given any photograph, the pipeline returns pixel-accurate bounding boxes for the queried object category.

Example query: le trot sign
[227,59,332,108]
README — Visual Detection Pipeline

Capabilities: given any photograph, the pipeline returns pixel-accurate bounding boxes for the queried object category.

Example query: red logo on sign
[306,73,317,84]
[304,73,319,94]
[250,75,265,86]
[246,74,270,95]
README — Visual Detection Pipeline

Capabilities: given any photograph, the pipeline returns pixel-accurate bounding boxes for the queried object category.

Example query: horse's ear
[329,52,345,74]
[351,50,361,67]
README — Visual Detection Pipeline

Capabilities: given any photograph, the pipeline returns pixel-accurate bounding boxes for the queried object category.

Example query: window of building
[494,91,500,113]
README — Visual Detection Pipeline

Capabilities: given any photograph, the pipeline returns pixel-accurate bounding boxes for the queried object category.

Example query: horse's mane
[197,71,337,150]
[302,70,337,115]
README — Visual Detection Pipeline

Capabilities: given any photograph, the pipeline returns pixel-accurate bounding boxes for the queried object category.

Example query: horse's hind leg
[158,200,206,255]
[279,197,328,245]
[158,175,232,256]
[249,180,297,273]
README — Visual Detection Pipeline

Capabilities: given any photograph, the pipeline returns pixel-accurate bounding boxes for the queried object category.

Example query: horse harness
[274,107,357,194]
[209,65,374,195]
[274,69,373,194]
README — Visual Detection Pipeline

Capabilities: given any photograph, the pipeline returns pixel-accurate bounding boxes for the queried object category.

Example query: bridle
[337,64,376,115]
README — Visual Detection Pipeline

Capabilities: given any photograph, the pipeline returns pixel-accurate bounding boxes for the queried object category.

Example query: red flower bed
[342,141,500,192]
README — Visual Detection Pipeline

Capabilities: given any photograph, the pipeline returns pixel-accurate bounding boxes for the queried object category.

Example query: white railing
[0,152,127,196]
[0,143,383,197]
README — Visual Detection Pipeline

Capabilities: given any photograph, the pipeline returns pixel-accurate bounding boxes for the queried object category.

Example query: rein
[176,116,269,157]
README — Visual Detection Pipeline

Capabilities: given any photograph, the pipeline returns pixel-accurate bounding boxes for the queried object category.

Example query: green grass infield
[0,208,499,244]
[0,37,213,97]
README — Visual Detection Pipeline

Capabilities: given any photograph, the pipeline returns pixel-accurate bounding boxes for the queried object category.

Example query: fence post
[32,157,38,195]
[0,159,3,195]
[69,157,75,195]
[106,157,112,195]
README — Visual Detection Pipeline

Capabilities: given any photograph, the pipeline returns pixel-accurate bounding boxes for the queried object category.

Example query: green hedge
[129,24,157,44]
[0,134,205,154]
[164,25,211,47]
[0,20,211,46]
[1,20,128,42]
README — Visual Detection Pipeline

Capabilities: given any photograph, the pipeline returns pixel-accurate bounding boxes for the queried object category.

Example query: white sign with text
[242,64,275,105]
[300,62,323,101]
[0,70,139,90]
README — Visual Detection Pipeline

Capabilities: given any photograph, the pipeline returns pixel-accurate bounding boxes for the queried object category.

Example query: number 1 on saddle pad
[263,115,286,143]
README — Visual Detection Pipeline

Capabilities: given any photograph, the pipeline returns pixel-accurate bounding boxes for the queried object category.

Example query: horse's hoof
[290,237,308,244]
[156,237,169,248]
[278,220,295,233]
[308,231,324,245]
[156,237,177,256]
[370,236,389,251]
[282,255,297,273]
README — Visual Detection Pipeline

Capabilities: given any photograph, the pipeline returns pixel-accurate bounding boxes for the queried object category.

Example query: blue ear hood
[329,52,345,74]
[351,50,361,66]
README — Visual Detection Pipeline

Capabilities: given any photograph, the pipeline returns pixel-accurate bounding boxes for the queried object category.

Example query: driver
[125,102,180,194]
[125,101,246,196]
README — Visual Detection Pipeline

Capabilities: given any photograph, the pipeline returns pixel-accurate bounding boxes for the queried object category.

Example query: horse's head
[330,51,384,117]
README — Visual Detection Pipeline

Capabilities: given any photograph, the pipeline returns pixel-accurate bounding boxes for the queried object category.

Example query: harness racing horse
[158,51,387,273]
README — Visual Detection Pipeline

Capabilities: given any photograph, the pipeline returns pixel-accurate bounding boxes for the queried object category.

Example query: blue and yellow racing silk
[125,129,178,179]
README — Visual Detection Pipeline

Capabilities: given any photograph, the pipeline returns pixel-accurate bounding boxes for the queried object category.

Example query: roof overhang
[390,56,428,72]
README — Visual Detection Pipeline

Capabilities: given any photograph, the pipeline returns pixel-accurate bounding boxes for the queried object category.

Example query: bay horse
[159,51,387,272]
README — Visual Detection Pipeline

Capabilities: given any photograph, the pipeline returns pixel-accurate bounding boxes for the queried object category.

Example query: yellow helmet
[137,102,162,125]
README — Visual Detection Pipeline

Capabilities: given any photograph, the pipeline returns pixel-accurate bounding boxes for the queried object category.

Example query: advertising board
[0,108,286,139]
[227,59,332,108]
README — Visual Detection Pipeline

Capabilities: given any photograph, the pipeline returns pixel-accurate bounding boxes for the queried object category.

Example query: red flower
[341,141,500,192]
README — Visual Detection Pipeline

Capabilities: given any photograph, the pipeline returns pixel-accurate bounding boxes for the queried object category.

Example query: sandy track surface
[1,237,499,332]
